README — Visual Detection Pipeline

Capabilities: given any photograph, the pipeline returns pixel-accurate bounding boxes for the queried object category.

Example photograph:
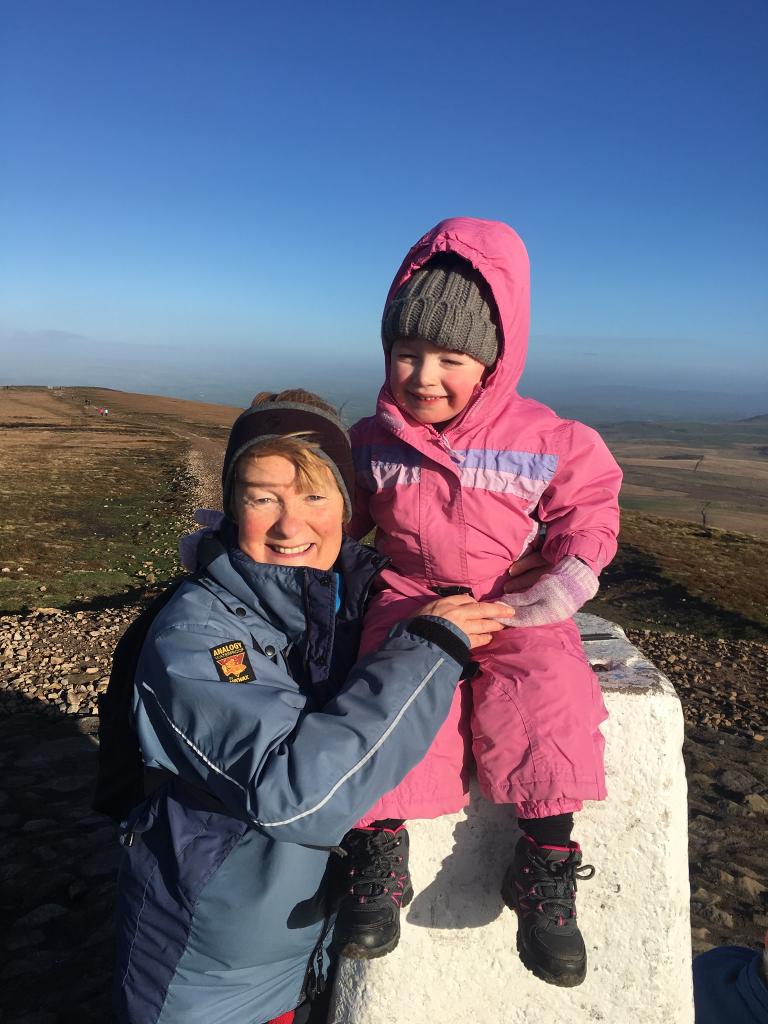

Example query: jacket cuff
[405,615,472,668]
[542,533,609,574]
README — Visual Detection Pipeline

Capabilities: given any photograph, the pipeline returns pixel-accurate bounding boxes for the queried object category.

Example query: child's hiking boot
[331,825,412,959]
[501,835,595,987]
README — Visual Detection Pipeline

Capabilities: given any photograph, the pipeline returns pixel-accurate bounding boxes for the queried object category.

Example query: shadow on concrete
[406,783,522,931]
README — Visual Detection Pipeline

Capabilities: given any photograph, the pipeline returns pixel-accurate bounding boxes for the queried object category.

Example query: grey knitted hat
[382,255,499,367]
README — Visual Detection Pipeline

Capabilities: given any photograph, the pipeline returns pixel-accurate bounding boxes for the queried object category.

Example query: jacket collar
[196,526,387,651]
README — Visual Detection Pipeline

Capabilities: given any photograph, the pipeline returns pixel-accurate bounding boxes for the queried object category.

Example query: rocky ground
[0,605,766,1022]
[627,628,768,957]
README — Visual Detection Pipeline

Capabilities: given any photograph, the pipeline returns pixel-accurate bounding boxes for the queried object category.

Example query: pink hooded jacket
[349,217,622,599]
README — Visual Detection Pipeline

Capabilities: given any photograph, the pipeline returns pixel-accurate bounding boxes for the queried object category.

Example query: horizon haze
[1,3,766,422]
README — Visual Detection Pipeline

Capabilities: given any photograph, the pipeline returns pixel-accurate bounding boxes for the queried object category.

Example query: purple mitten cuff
[499,556,599,628]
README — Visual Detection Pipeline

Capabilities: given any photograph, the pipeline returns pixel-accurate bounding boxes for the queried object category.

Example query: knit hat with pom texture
[382,254,499,367]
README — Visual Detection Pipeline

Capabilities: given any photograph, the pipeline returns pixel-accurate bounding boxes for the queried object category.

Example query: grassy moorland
[585,417,768,639]
[599,416,768,540]
[585,510,768,640]
[1,387,766,640]
[0,386,235,611]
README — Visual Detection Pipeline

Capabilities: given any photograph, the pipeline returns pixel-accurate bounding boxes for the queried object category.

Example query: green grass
[0,445,191,612]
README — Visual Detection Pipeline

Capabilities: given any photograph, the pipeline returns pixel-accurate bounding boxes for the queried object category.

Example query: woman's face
[233,454,344,571]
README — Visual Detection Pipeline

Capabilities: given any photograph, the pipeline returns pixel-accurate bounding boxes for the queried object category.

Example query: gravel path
[181,433,224,512]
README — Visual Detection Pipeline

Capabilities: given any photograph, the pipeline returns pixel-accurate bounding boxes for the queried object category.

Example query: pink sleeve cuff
[542,533,611,575]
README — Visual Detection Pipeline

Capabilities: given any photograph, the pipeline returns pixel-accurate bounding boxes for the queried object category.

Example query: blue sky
[1,1,766,419]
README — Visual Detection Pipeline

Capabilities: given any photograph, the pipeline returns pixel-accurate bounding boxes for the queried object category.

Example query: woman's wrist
[405,615,472,667]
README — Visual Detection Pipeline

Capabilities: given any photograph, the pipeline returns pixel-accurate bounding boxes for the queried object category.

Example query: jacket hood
[381,217,530,419]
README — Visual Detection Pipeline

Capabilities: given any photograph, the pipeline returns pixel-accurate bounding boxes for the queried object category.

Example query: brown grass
[603,419,768,539]
[586,510,768,640]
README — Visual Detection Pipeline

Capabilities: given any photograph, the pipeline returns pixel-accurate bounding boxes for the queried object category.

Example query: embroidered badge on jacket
[210,641,256,683]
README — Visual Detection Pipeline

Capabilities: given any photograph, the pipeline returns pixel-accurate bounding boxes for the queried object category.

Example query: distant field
[601,419,768,539]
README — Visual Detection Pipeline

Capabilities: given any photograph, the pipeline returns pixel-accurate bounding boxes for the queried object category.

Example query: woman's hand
[415,594,512,649]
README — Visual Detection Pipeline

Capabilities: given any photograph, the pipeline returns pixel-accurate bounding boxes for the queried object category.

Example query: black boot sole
[515,930,587,987]
[501,878,587,988]
[333,885,413,960]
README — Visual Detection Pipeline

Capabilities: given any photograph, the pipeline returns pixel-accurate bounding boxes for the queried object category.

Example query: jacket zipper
[300,572,312,678]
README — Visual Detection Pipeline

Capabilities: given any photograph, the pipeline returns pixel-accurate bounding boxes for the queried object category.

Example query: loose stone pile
[0,609,766,1022]
[627,629,768,741]
[0,606,143,719]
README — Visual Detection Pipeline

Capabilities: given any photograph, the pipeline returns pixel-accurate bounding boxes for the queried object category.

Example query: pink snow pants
[356,589,608,826]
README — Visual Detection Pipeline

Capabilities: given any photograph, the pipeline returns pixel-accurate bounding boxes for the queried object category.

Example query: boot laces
[521,850,595,926]
[344,831,406,902]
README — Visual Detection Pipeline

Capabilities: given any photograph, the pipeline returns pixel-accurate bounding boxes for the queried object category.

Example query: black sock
[369,818,405,831]
[518,813,574,847]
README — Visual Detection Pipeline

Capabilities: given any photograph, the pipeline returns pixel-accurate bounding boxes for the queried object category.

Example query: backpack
[92,579,188,822]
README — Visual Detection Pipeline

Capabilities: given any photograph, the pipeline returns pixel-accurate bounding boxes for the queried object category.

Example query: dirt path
[170,430,225,513]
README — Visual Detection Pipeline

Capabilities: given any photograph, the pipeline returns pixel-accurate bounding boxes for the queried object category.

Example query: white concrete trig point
[330,614,693,1024]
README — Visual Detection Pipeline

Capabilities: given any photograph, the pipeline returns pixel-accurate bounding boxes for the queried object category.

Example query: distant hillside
[598,417,768,446]
[585,510,768,641]
[599,418,768,540]
[0,386,233,611]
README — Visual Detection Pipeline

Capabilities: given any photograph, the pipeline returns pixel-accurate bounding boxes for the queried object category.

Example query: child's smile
[390,338,486,425]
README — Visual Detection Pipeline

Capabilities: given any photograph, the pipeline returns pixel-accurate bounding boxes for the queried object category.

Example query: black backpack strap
[93,573,274,824]
[92,577,191,822]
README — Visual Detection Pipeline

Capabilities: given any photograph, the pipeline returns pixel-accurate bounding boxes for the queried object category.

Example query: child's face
[389,338,487,425]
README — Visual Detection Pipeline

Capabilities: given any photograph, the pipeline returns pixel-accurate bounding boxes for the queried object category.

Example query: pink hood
[350,215,622,592]
[382,217,531,416]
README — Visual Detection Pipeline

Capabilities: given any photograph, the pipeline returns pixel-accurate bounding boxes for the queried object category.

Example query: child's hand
[415,594,511,649]
[179,508,225,571]
[503,551,551,593]
[497,556,599,627]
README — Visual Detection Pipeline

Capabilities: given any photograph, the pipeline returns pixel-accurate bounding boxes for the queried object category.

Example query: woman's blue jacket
[113,534,470,1024]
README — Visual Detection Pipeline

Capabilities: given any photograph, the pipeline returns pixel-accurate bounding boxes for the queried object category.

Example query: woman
[114,389,507,1024]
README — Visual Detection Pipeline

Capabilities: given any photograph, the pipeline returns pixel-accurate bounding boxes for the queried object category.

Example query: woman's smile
[266,541,314,557]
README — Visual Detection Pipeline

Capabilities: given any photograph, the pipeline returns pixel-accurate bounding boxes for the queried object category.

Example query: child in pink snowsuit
[332,217,622,988]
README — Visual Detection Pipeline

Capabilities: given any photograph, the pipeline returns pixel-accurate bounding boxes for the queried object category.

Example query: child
[332,217,622,988]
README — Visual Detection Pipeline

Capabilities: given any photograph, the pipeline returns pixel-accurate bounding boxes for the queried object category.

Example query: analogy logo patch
[210,640,256,683]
